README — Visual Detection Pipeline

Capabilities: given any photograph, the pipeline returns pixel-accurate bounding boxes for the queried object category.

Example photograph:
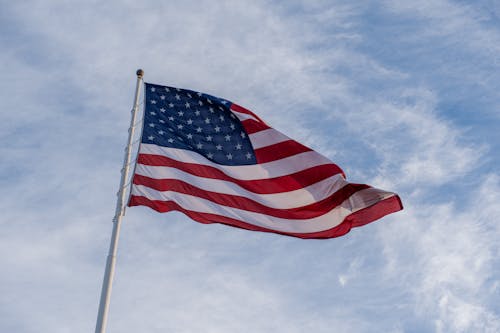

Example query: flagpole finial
[136,69,144,78]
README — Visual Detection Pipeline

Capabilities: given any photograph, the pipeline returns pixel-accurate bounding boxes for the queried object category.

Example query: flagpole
[95,69,144,333]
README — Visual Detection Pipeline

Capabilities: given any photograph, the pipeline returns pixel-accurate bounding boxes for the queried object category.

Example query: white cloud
[436,292,500,333]
[382,0,500,118]
[380,175,500,332]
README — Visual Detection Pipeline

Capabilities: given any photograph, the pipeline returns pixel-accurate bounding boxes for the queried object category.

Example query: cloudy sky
[1,1,499,332]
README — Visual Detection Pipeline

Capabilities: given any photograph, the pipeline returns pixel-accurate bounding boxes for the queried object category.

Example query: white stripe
[135,163,346,209]
[131,186,396,234]
[139,144,335,180]
[231,109,259,122]
[249,128,291,149]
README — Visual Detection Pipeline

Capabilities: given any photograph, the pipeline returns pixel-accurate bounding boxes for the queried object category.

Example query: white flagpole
[95,69,144,333]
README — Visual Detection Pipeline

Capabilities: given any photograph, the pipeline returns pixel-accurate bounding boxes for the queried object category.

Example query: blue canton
[142,83,257,166]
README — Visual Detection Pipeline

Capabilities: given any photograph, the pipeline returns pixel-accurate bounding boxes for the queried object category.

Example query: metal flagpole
[95,69,144,333]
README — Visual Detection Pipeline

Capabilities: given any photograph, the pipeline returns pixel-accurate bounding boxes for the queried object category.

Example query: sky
[1,1,499,332]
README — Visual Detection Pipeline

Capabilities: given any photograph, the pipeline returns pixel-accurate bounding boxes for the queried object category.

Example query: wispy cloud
[380,175,500,332]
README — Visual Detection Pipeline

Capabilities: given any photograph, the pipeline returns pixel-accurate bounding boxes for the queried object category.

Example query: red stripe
[133,174,370,219]
[128,194,402,239]
[137,153,344,194]
[254,140,312,163]
[240,119,270,134]
[231,103,266,123]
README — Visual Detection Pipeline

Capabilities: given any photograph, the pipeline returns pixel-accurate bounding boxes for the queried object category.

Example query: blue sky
[1,1,499,332]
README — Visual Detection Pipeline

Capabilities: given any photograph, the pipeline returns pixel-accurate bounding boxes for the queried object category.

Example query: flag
[128,82,403,239]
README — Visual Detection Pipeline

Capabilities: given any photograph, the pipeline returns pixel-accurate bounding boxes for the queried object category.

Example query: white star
[214,126,221,132]
[148,135,154,140]
[197,92,202,96]
[158,130,165,135]
[205,118,210,124]
[240,132,246,138]
[168,138,174,143]
[235,143,242,150]
[196,143,203,149]
[219,115,225,121]
[150,111,156,116]
[195,110,201,116]
[225,134,231,141]
[198,101,203,106]
[230,114,236,119]
[160,95,165,100]
[196,127,202,133]
[187,133,193,139]
[187,119,193,125]
[159,119,165,123]
[149,123,155,127]
[185,102,190,108]
[219,106,223,111]
[187,93,192,98]
[207,152,214,159]
[221,100,227,105]
[216,144,222,150]
[246,152,252,159]
[207,98,212,104]
[169,103,174,108]
[150,100,157,104]
[176,88,181,92]
[177,124,184,129]
[160,108,166,113]
[178,111,184,116]
[151,87,156,92]
[226,153,233,160]
[209,107,214,113]
[165,87,170,92]
[168,116,174,121]
[230,123,236,130]
[206,135,213,141]
[175,94,181,100]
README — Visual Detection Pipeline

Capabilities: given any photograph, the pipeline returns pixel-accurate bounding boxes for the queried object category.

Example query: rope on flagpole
[95,69,144,333]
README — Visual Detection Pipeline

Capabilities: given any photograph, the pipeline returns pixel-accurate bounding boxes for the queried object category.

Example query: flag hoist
[95,69,144,333]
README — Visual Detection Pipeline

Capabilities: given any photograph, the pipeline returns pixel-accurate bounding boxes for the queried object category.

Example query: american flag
[128,82,403,239]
